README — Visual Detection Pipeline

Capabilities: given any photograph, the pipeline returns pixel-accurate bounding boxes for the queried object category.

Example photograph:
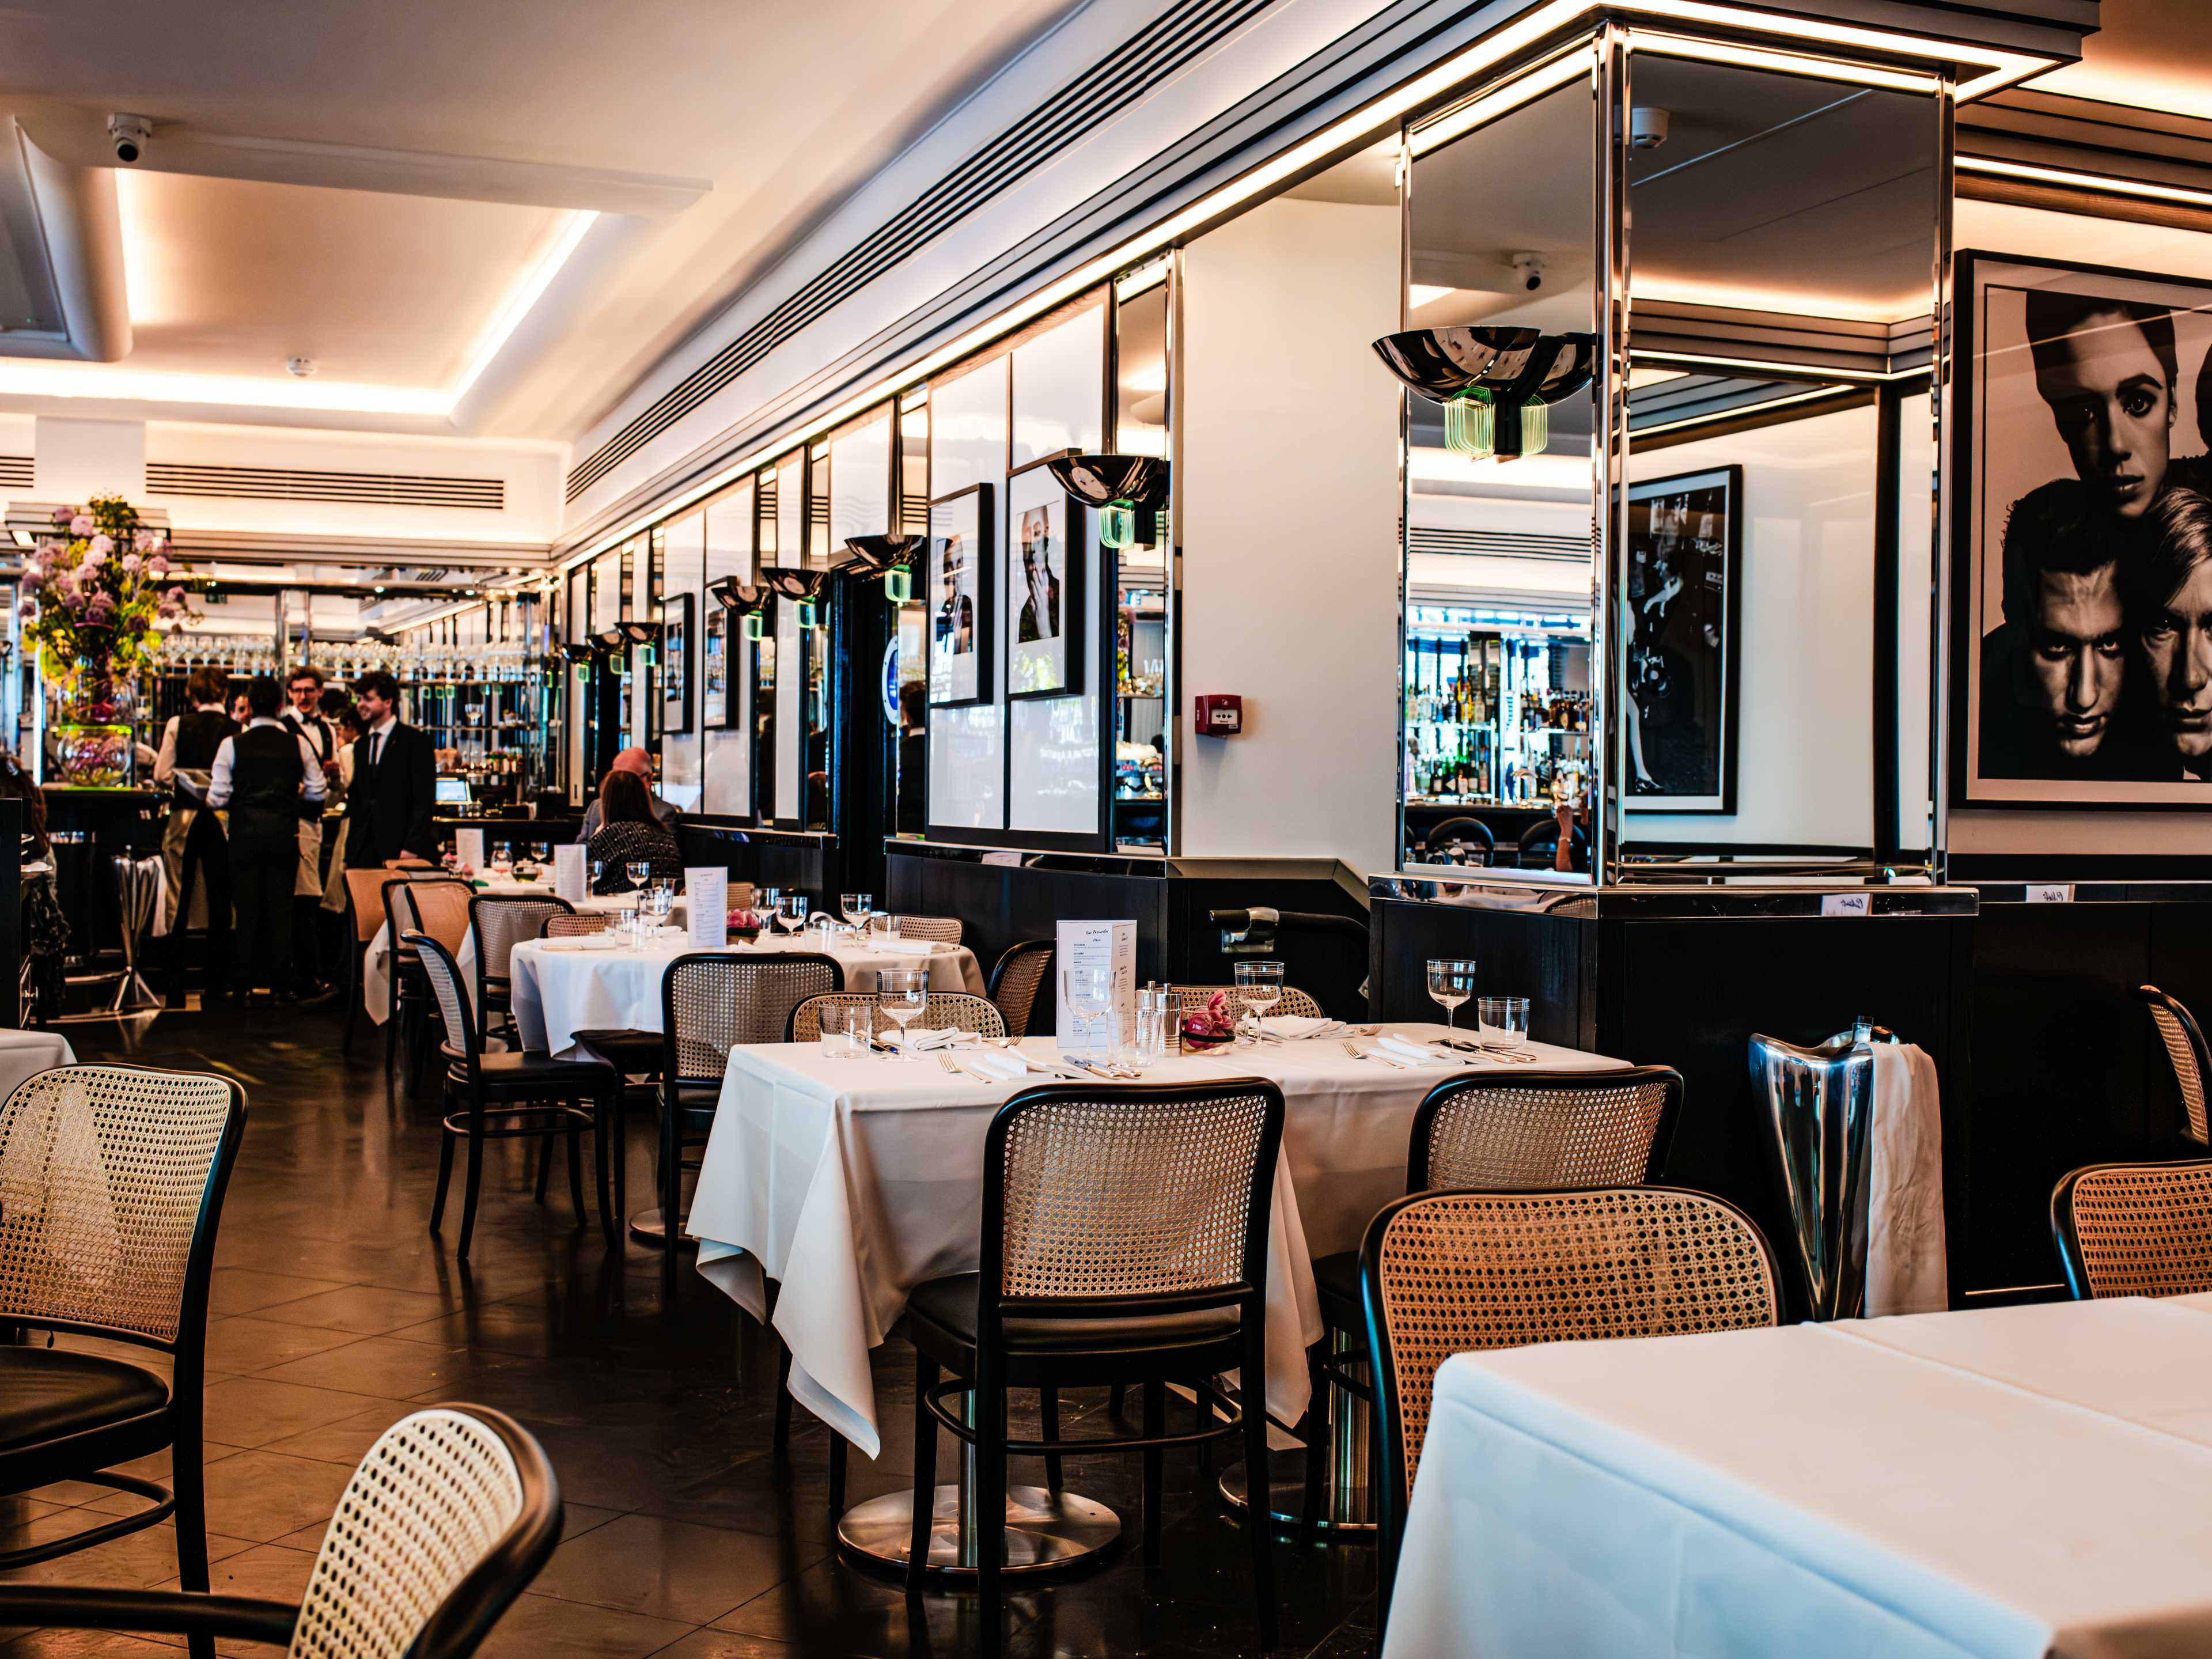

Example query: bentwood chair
[1362,1185,1777,1633]
[0,1405,562,1659]
[543,912,609,938]
[788,990,1004,1043]
[2138,985,2211,1147]
[2051,1159,2212,1299]
[901,1081,1285,1648]
[885,914,963,945]
[387,878,472,1090]
[411,933,621,1259]
[0,1065,246,1659]
[1170,983,1327,1021]
[1298,1067,1681,1531]
[469,893,574,1038]
[986,940,1055,1037]
[340,867,410,1056]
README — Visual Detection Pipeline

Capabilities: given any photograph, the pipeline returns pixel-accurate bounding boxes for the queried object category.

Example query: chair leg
[661,1105,683,1276]
[172,1427,213,1659]
[1039,1387,1063,1493]
[533,1131,553,1201]
[828,1430,847,1518]
[907,1353,940,1595]
[1300,1344,1328,1540]
[976,1372,1007,1655]
[566,1123,586,1224]
[1142,1380,1165,1567]
[611,1090,628,1228]
[774,1336,794,1456]
[593,1104,618,1247]
[456,1119,485,1260]
[1243,1329,1281,1652]
[429,1129,456,1233]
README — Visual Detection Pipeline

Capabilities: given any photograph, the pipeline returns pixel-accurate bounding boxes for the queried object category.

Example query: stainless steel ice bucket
[1748,1022,1878,1321]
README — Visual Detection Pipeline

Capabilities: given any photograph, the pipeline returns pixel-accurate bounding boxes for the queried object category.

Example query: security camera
[1510,252,1546,293]
[106,113,152,165]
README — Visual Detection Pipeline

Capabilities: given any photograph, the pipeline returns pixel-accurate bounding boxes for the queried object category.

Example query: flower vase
[54,643,137,787]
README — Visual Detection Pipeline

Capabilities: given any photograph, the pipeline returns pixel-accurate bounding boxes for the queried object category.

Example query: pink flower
[68,514,92,537]
[88,533,112,556]
[164,585,184,604]
[132,529,157,553]
[81,548,105,568]
[147,555,169,576]
[15,601,31,620]
[49,506,72,529]
[119,552,139,573]
[19,567,39,592]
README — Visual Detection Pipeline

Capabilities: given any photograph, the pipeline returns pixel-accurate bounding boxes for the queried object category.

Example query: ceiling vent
[1410,527,1592,563]
[146,463,505,510]
[0,456,32,488]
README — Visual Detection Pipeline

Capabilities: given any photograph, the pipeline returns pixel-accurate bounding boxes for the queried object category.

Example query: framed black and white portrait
[1955,252,2212,809]
[927,483,993,707]
[1623,465,1741,815]
[1007,456,1084,699]
[703,604,729,728]
[660,593,692,735]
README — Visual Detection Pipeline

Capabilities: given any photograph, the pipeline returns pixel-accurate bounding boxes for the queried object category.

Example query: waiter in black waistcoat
[282,664,339,991]
[342,669,436,868]
[155,665,238,1001]
[207,676,326,1001]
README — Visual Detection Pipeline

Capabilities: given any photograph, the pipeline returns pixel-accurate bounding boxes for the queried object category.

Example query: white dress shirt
[154,700,228,789]
[206,717,328,808]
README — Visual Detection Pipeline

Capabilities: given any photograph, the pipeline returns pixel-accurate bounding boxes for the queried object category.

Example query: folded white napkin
[899,1027,980,1052]
[967,1050,1027,1081]
[863,935,938,953]
[1259,1015,1342,1040]
[537,937,617,952]
[1379,1033,1449,1064]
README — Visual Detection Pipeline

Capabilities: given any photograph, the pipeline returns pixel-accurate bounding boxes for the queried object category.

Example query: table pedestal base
[627,1207,696,1248]
[1219,1336,1376,1536]
[838,1484,1120,1578]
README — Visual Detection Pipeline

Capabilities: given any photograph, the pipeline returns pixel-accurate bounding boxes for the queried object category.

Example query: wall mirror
[1112,264,1171,851]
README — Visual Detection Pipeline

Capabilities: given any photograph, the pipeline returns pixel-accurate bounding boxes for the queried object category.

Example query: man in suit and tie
[342,671,437,869]
[282,665,340,990]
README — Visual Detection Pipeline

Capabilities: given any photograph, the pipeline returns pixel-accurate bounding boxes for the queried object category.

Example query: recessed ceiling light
[286,357,316,378]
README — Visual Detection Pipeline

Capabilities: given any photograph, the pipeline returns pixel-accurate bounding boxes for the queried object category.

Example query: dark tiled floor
[1,1001,1378,1657]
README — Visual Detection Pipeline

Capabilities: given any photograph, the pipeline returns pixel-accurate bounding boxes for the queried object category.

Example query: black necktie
[368,732,381,771]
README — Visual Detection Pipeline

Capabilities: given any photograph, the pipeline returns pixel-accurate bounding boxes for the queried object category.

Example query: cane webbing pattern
[542,913,609,938]
[1374,1190,1777,1485]
[472,897,568,982]
[888,915,963,945]
[790,991,1004,1043]
[0,1066,233,1341]
[393,881,472,958]
[289,1407,523,1659]
[991,942,1053,1038]
[349,870,410,946]
[668,956,839,1081]
[1425,1077,1671,1191]
[997,1090,1270,1300]
[1171,984,1324,1021]
[2146,1001,2209,1145]
[2058,1161,2212,1298]
[408,937,475,1060]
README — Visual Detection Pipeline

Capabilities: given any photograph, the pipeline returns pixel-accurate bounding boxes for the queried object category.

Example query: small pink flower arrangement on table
[1180,990,1237,1050]
[727,907,764,942]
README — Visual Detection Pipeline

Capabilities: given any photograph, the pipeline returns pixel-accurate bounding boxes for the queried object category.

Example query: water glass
[777,893,809,936]
[1427,959,1478,1031]
[872,914,902,939]
[878,969,930,1062]
[840,892,872,931]
[817,1003,861,1060]
[1478,995,1530,1048]
[1233,960,1283,1045]
[1063,964,1115,1063]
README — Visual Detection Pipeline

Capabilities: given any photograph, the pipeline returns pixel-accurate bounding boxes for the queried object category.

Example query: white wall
[1179,196,1401,874]
[36,416,145,501]
[1626,404,1878,850]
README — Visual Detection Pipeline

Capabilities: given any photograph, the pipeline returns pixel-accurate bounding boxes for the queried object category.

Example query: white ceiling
[2035,0,2212,119]
[0,0,1085,439]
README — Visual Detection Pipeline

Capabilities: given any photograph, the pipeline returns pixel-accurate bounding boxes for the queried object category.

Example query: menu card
[1054,919,1137,1056]
[686,868,728,950]
[455,828,484,874]
[552,843,586,903]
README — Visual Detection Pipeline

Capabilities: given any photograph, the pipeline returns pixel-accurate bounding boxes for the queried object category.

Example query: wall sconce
[797,597,820,631]
[557,639,596,683]
[843,534,923,607]
[884,567,912,604]
[1373,327,1596,460]
[1045,455,1171,548]
[743,612,765,642]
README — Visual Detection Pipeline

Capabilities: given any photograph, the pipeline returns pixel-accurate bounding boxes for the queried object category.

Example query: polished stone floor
[1,998,1378,1657]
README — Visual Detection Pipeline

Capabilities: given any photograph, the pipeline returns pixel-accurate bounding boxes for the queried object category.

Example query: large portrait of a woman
[1955,252,2212,808]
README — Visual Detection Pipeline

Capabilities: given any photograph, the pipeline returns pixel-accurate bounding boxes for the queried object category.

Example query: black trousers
[176,813,231,996]
[229,837,292,994]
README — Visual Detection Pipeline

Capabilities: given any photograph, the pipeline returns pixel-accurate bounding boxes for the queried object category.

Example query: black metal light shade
[1044,454,1171,548]
[1370,326,1540,400]
[759,566,825,600]
[1371,325,1594,460]
[840,534,925,574]
[708,577,770,613]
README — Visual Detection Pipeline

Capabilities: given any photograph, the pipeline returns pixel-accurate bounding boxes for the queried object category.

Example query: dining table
[685,1022,1624,1575]
[507,927,987,1059]
[1382,1294,2212,1659]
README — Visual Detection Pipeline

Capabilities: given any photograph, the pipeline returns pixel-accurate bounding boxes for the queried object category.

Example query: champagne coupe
[1063,964,1115,1065]
[840,892,872,932]
[1234,960,1284,1045]
[1426,959,1477,1031]
[624,861,653,941]
[776,893,809,937]
[878,969,930,1062]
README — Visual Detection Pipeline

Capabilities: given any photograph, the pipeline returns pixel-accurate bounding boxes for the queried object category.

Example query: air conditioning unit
[0,118,129,362]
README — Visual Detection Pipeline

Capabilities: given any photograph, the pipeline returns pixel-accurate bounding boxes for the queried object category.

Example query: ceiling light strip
[1630,349,1910,383]
[558,0,2059,568]
[1631,32,1936,93]
[1630,383,1855,436]
[1409,48,1589,155]
[450,210,599,402]
[1955,155,2212,210]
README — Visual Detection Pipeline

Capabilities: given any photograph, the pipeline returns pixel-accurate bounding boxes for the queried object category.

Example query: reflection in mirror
[1617,53,1940,880]
[1402,69,1597,878]
[1112,268,1170,849]
[752,470,778,820]
[893,393,929,835]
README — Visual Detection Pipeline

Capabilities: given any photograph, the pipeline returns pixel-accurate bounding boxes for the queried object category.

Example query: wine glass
[588,858,606,897]
[1063,964,1115,1065]
[776,893,809,937]
[491,842,513,875]
[624,859,651,892]
[1426,959,1477,1032]
[531,842,550,865]
[840,892,872,933]
[878,969,930,1062]
[1234,960,1283,1045]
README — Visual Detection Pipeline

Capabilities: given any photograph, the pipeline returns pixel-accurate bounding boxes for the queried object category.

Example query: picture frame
[703,603,729,728]
[1951,250,2212,809]
[1622,464,1743,815]
[926,482,994,707]
[1006,452,1085,699]
[660,592,692,735]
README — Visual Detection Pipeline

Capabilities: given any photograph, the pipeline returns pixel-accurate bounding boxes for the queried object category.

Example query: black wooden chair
[0,1404,562,1659]
[469,892,574,1040]
[986,939,1055,1037]
[2137,984,2211,1147]
[0,1065,247,1659]
[901,1080,1285,1651]
[2051,1158,2212,1300]
[1421,815,1494,865]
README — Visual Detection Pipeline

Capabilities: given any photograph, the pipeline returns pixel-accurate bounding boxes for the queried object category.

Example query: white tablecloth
[688,1026,1622,1459]
[507,931,986,1059]
[1386,1296,2212,1659]
[0,1029,77,1099]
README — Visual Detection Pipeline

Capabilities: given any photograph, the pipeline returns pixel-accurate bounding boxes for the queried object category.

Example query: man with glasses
[282,666,340,992]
